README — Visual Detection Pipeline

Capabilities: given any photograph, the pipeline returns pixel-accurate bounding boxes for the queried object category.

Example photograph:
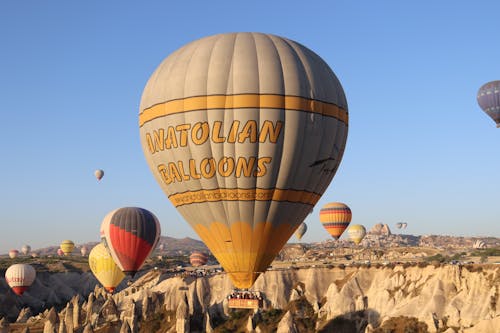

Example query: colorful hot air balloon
[189,251,209,267]
[100,207,161,276]
[347,224,366,245]
[320,202,352,240]
[139,32,348,289]
[60,240,75,256]
[477,81,500,127]
[88,243,125,293]
[94,169,104,181]
[21,245,31,256]
[8,249,19,259]
[295,223,308,241]
[80,246,88,257]
[57,248,64,256]
[5,264,36,296]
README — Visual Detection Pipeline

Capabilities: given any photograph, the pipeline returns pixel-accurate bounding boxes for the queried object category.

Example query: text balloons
[5,264,36,296]
[320,202,352,240]
[89,243,125,293]
[139,32,348,289]
[100,207,161,276]
[477,81,500,127]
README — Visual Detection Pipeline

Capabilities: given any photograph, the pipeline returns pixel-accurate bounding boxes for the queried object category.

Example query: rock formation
[4,264,499,332]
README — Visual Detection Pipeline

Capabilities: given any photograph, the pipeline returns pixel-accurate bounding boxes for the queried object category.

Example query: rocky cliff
[1,264,498,332]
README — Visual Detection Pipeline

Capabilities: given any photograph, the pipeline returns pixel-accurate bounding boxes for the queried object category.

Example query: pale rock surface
[82,323,94,333]
[119,320,131,333]
[463,316,500,332]
[0,318,9,333]
[57,320,67,333]
[96,296,119,327]
[43,307,58,333]
[175,296,189,333]
[276,311,297,333]
[16,307,33,323]
[203,312,213,333]
[63,301,74,333]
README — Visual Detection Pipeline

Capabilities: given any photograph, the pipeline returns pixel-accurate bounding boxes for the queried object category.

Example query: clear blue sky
[1,1,499,253]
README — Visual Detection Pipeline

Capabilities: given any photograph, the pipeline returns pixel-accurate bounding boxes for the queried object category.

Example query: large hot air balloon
[5,264,36,295]
[320,202,352,240]
[88,243,125,293]
[477,81,500,127]
[139,32,348,289]
[189,251,209,267]
[295,223,308,241]
[80,246,88,257]
[57,248,64,256]
[21,245,31,256]
[100,207,161,276]
[60,240,75,256]
[347,224,366,245]
[9,249,19,259]
[94,169,104,181]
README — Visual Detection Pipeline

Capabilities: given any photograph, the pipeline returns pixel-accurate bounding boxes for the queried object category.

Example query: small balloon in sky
[94,169,104,181]
[477,80,500,127]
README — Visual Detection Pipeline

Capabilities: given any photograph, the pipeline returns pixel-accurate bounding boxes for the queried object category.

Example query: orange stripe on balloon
[139,94,348,127]
[168,188,321,207]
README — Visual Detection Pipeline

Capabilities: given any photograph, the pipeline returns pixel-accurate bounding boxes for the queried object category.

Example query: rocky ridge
[1,264,498,332]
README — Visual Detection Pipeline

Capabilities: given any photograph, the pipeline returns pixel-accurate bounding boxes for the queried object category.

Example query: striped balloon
[100,207,161,276]
[319,202,352,240]
[189,251,209,267]
[477,80,500,127]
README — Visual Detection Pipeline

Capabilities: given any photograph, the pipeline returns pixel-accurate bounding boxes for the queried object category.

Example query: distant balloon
[21,245,31,255]
[347,224,366,245]
[94,169,104,181]
[100,207,161,276]
[401,222,407,229]
[80,246,88,257]
[57,248,64,256]
[477,80,500,127]
[5,264,36,295]
[31,252,39,258]
[295,223,308,241]
[396,222,403,229]
[139,32,349,289]
[320,202,352,240]
[8,249,19,259]
[189,251,208,267]
[60,240,75,256]
[88,243,125,293]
